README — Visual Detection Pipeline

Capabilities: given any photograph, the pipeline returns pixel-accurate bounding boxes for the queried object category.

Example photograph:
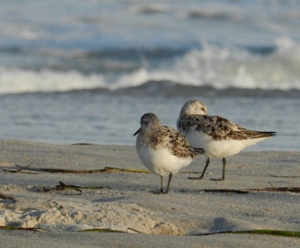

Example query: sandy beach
[0,139,299,247]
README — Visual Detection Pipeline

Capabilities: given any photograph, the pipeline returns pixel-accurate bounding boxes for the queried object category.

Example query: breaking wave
[1,37,300,95]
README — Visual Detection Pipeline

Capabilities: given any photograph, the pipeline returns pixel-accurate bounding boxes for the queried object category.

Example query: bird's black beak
[133,128,141,136]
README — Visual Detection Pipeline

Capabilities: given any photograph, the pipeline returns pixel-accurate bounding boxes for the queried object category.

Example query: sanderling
[177,100,276,181]
[134,113,204,194]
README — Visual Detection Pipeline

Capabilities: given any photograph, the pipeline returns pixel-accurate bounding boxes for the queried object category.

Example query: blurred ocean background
[0,0,299,150]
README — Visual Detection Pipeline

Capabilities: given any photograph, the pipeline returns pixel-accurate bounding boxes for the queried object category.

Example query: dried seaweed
[3,164,38,174]
[79,228,126,233]
[36,181,111,194]
[0,226,44,231]
[200,187,300,194]
[232,230,300,237]
[0,192,16,201]
[200,189,249,194]
[5,165,150,174]
[250,187,300,193]
[268,174,300,178]
[79,227,144,233]
[195,229,300,237]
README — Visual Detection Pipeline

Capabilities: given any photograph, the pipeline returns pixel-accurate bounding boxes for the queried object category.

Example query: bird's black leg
[221,158,226,181]
[212,158,226,181]
[189,157,210,180]
[159,175,164,193]
[164,173,173,194]
[152,174,173,194]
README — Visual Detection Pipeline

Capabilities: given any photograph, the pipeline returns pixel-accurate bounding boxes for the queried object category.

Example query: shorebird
[177,100,276,181]
[134,113,204,193]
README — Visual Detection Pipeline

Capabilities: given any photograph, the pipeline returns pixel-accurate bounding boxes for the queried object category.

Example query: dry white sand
[0,139,299,247]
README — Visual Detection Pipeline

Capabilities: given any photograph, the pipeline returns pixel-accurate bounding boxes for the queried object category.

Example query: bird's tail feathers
[255,131,277,138]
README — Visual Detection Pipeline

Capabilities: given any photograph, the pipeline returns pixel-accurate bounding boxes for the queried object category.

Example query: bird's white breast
[136,145,193,177]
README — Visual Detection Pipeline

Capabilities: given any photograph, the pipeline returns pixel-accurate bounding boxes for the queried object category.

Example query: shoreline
[0,139,299,247]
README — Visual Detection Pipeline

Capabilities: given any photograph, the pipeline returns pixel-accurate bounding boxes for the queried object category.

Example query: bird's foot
[188,176,204,180]
[151,189,168,194]
[210,178,225,181]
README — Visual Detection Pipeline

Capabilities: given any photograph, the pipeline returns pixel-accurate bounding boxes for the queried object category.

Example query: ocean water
[0,0,299,151]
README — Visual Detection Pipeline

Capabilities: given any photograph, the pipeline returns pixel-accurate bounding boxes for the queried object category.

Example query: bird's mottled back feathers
[140,125,203,158]
[178,114,275,141]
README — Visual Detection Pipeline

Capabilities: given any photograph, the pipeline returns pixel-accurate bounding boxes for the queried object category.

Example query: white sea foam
[113,37,300,91]
[0,68,106,94]
[1,37,300,94]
